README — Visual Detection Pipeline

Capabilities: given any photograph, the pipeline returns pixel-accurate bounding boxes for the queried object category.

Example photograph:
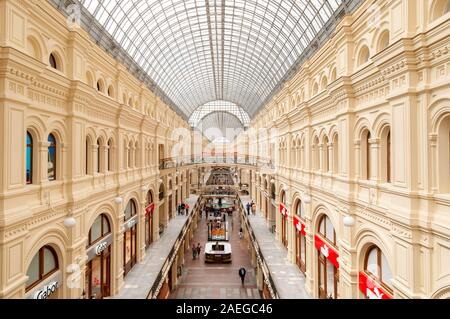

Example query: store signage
[95,241,108,255]
[359,272,393,299]
[314,235,339,269]
[124,215,138,230]
[145,203,155,216]
[279,203,288,217]
[293,216,306,236]
[86,233,112,262]
[33,281,59,299]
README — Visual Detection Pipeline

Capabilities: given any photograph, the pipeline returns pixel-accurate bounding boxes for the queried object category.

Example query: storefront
[123,199,138,276]
[279,203,288,248]
[359,245,393,299]
[25,245,62,299]
[315,215,339,299]
[145,191,155,248]
[294,215,307,274]
[85,214,112,299]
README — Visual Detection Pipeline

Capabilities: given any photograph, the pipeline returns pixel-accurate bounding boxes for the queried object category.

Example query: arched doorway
[85,213,112,299]
[315,214,339,299]
[279,189,288,248]
[294,199,307,274]
[159,183,166,233]
[123,199,138,276]
[145,191,155,248]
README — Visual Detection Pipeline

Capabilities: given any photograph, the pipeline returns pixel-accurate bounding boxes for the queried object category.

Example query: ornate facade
[246,0,450,299]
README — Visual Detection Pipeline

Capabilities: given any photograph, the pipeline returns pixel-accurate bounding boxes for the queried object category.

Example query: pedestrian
[246,202,250,215]
[185,203,190,215]
[238,267,246,285]
[239,227,243,239]
[177,204,181,215]
[181,202,185,216]
[192,244,197,260]
[196,243,202,258]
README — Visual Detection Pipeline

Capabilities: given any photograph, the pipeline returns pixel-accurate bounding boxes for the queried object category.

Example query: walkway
[240,195,311,299]
[169,205,260,299]
[111,195,199,299]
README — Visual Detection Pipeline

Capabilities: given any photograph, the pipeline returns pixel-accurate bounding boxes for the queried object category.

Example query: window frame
[25,246,59,292]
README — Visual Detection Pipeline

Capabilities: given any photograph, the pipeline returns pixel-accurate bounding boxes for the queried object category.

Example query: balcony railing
[159,154,275,170]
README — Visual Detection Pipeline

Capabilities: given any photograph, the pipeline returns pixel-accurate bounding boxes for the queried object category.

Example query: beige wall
[241,0,450,299]
[0,0,194,298]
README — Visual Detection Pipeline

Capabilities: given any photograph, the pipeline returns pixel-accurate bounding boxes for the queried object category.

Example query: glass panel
[90,257,102,298]
[78,0,343,120]
[300,234,306,264]
[48,134,56,181]
[102,215,110,236]
[26,133,32,184]
[381,252,393,287]
[26,253,40,287]
[319,259,325,291]
[319,218,325,235]
[325,216,334,242]
[366,248,379,278]
[43,247,57,275]
[124,230,131,264]
[90,215,102,244]
[326,260,335,298]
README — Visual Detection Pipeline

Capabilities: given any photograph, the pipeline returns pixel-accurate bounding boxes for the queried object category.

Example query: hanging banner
[279,203,288,217]
[293,216,306,236]
[145,203,155,216]
[314,235,339,269]
[359,272,393,299]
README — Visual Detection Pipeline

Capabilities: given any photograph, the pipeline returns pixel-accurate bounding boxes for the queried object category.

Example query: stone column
[354,140,360,180]
[93,143,99,174]
[115,197,125,294]
[39,140,50,182]
[369,138,380,181]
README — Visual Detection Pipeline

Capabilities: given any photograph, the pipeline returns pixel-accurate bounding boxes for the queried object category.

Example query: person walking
[246,202,250,215]
[192,244,197,260]
[185,203,190,215]
[238,267,246,286]
[181,202,185,216]
[239,227,243,239]
[196,243,202,259]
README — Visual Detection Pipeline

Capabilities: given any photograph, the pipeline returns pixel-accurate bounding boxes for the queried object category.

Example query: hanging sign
[145,203,155,216]
[293,216,306,236]
[314,235,339,269]
[279,203,288,217]
[359,272,393,299]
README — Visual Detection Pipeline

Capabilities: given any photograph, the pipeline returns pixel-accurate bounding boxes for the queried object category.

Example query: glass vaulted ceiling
[80,0,343,120]
[189,100,250,128]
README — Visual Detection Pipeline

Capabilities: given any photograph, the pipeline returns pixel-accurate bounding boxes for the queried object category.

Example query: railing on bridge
[159,154,275,170]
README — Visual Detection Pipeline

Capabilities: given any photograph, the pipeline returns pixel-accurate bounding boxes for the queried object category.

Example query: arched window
[134,141,139,167]
[107,139,113,171]
[26,132,33,184]
[332,134,339,174]
[107,85,114,98]
[147,191,153,204]
[271,183,276,200]
[318,215,336,245]
[97,139,102,173]
[313,82,319,95]
[438,115,450,192]
[321,77,328,90]
[313,136,320,170]
[159,183,165,200]
[381,127,391,183]
[377,31,390,52]
[26,246,58,291]
[358,45,370,66]
[331,68,337,82]
[86,137,92,175]
[361,129,371,180]
[128,141,132,168]
[431,0,450,21]
[47,134,57,181]
[280,189,286,205]
[295,199,304,219]
[88,214,111,245]
[124,200,137,221]
[323,136,330,172]
[49,53,58,70]
[364,246,393,292]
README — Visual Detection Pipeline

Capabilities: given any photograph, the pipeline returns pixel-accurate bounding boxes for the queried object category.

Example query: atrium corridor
[169,208,260,299]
